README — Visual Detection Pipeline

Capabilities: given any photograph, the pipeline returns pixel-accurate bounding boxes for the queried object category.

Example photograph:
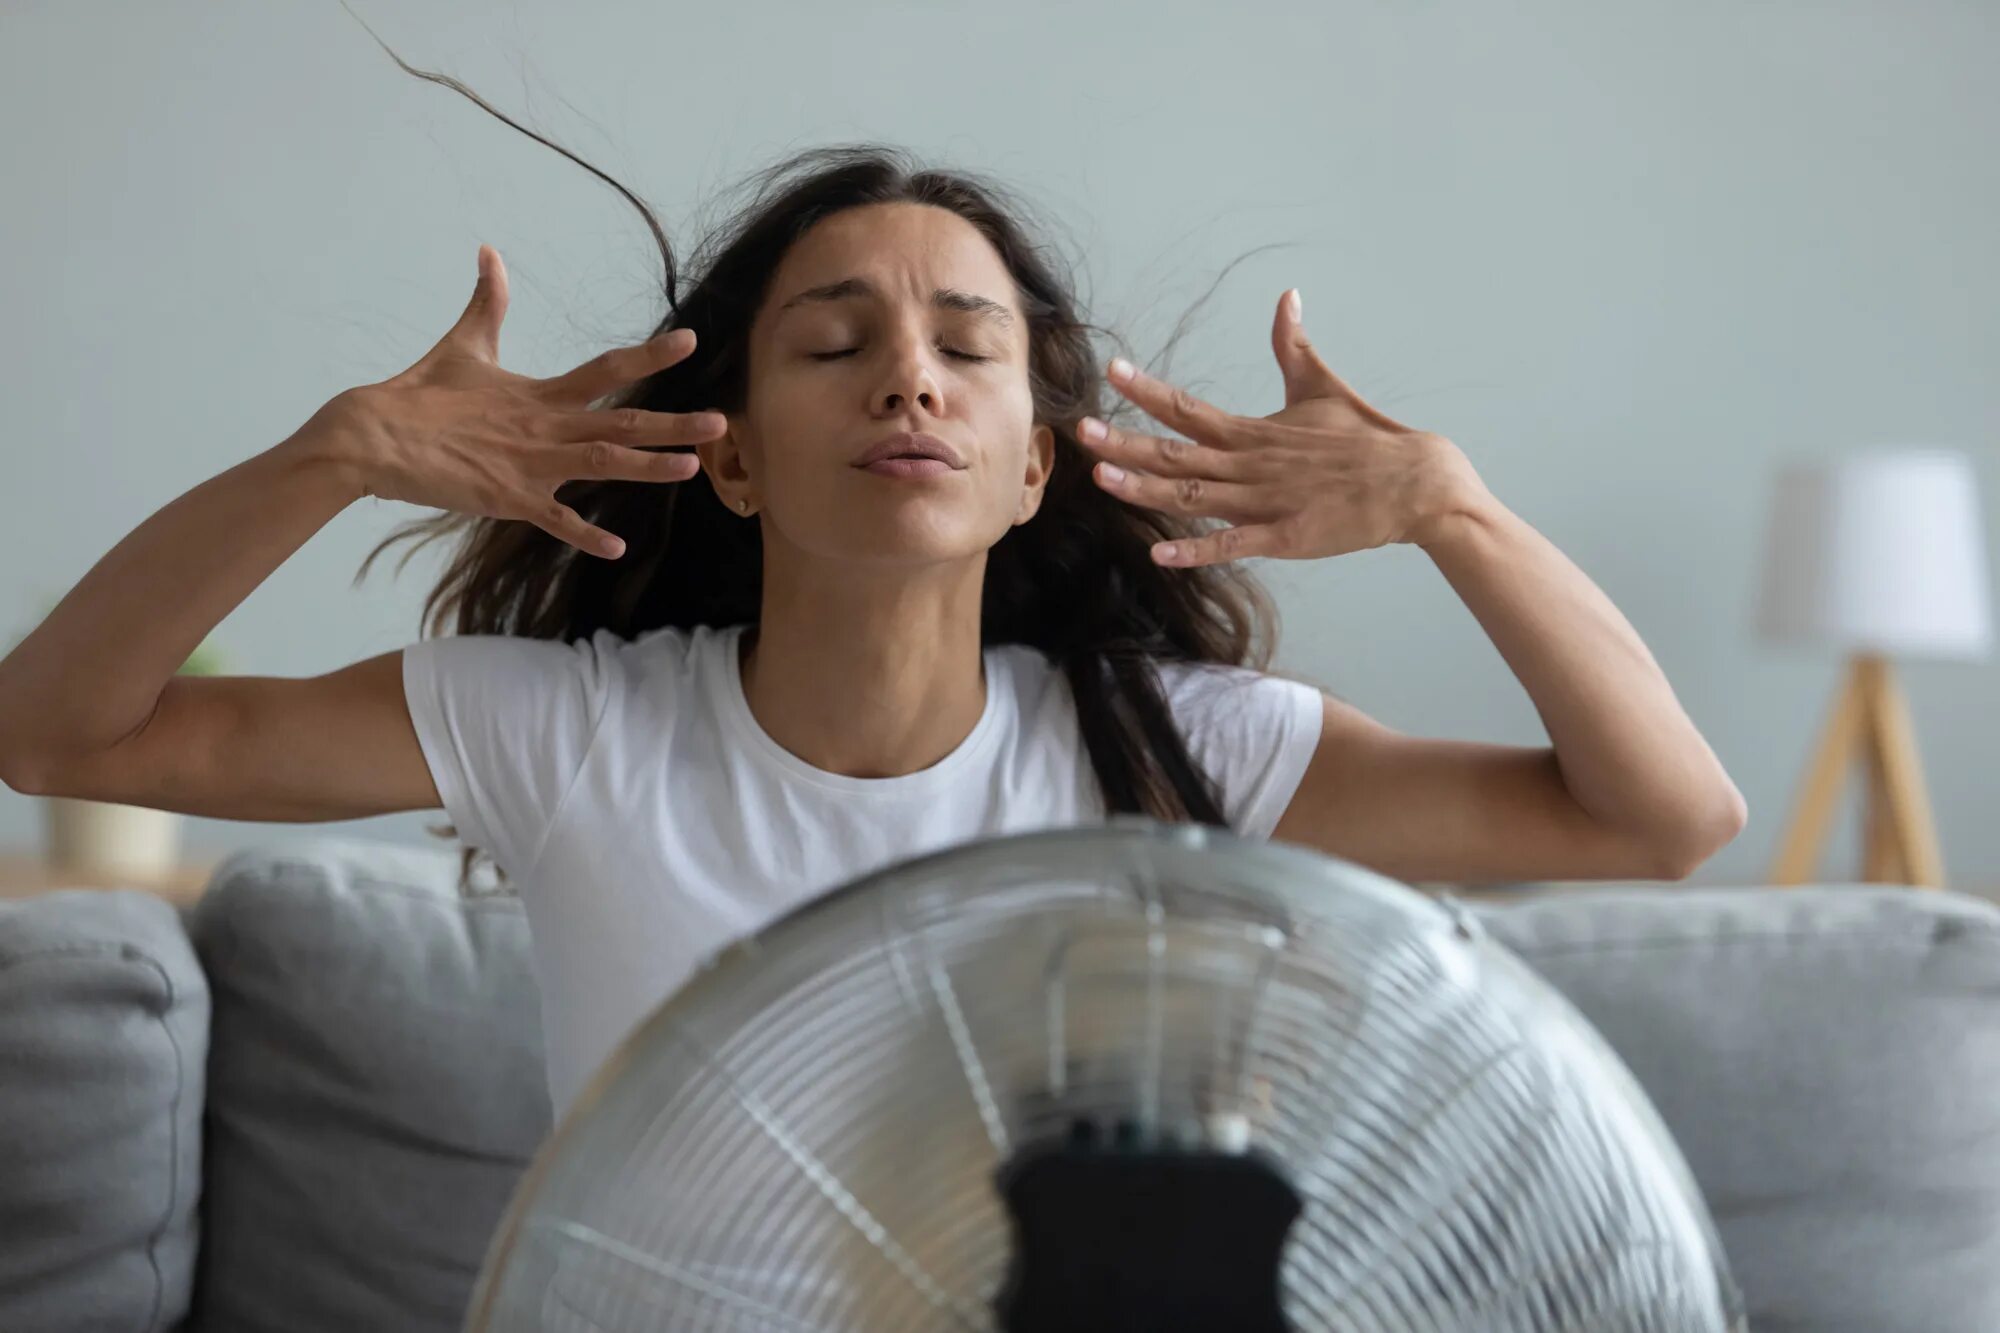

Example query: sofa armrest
[0,888,208,1333]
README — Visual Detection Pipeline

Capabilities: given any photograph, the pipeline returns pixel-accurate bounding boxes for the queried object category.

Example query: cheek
[742,384,824,463]
[755,372,815,423]
[973,375,1034,436]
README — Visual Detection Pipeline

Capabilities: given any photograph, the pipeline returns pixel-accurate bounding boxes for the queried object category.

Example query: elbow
[1654,785,1750,881]
[1,736,88,798]
[0,736,49,795]
[1,756,48,797]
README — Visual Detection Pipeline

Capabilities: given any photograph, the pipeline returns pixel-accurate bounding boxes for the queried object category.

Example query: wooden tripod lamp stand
[1756,449,1991,889]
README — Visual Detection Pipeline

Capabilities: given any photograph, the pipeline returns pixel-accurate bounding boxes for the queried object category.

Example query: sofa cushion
[1474,884,2000,1333]
[182,837,551,1333]
[0,887,208,1333]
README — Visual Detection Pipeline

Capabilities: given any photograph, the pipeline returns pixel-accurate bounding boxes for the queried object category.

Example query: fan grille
[467,819,1744,1332]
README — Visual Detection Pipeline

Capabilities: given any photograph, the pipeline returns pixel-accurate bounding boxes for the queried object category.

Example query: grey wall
[2,0,1994,887]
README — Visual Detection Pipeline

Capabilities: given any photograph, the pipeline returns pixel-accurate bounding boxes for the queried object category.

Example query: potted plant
[37,634,228,880]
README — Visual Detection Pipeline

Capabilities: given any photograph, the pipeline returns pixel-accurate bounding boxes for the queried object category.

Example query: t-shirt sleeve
[400,629,621,876]
[1152,660,1326,839]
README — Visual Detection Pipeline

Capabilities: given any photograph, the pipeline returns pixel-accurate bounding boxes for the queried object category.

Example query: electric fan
[464,817,1746,1331]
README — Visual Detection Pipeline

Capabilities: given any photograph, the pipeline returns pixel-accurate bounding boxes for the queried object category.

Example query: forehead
[763,203,1018,327]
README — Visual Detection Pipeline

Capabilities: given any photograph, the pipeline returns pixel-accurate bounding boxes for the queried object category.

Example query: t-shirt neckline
[709,622,1006,796]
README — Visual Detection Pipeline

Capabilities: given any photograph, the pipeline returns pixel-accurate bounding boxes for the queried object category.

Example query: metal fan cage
[465,817,1745,1332]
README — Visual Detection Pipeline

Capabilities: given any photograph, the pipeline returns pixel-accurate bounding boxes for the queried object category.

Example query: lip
[851,431,967,470]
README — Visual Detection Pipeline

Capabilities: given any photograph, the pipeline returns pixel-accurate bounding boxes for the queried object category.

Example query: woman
[0,89,1744,1121]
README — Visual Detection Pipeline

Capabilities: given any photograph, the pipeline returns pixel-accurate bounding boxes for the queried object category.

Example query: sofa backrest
[1477,884,2000,1333]
[181,838,550,1332]
[0,887,207,1333]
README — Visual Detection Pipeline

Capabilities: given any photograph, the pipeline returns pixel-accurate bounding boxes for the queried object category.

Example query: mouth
[851,431,967,472]
[858,456,958,479]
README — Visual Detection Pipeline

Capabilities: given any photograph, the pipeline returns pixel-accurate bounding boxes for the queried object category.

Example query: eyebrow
[775,276,1017,330]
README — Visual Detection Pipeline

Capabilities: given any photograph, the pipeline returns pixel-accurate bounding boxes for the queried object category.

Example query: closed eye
[810,348,991,363]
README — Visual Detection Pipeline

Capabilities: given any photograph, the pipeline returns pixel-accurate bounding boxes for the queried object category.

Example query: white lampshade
[1755,447,1993,660]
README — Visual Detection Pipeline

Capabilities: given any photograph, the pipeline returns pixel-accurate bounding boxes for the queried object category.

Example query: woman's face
[704,202,1056,567]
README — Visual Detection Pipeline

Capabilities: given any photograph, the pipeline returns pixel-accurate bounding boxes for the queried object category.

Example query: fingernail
[1108,357,1134,383]
[1288,289,1303,322]
[1078,417,1107,442]
[1099,463,1125,484]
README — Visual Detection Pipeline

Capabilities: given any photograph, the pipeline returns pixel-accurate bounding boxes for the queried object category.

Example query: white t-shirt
[401,621,1323,1118]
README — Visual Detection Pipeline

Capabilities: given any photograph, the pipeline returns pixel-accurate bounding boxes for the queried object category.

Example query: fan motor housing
[992,1116,1302,1332]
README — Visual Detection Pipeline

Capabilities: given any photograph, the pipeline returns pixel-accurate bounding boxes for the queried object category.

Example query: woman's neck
[739,559,989,780]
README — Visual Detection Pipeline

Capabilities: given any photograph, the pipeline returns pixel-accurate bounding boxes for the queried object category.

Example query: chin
[819,513,1000,566]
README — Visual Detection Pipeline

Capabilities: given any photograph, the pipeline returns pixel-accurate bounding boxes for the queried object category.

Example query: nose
[873,328,944,417]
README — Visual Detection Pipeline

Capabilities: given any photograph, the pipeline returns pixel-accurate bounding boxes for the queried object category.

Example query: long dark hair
[353,39,1296,891]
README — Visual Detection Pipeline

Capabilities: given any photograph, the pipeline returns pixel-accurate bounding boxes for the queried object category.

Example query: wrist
[280,392,376,505]
[1407,436,1498,552]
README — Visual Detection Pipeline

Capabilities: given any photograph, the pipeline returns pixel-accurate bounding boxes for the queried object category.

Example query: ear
[1013,422,1056,525]
[698,416,756,510]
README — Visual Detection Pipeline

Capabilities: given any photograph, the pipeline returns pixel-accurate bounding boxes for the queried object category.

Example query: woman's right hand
[311,244,724,559]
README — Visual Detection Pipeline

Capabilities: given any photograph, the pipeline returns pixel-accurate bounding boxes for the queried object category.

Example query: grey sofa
[3,835,1997,1332]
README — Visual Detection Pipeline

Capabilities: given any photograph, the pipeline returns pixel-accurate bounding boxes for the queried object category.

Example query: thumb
[1271,287,1342,408]
[445,244,510,361]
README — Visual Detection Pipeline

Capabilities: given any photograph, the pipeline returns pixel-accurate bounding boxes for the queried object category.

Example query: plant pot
[41,797,184,878]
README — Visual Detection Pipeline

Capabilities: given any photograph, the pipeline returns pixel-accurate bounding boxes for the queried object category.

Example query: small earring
[737,498,750,514]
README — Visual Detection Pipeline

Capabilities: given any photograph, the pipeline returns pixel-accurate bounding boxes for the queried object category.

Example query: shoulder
[1148,657,1328,836]
[404,625,648,682]
[1147,656,1323,721]
[1148,660,1326,763]
[401,624,711,722]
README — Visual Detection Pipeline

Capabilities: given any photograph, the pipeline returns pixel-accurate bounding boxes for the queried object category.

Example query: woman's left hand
[1076,289,1491,567]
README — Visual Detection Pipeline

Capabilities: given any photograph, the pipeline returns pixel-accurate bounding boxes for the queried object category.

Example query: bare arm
[0,244,723,817]
[0,420,360,770]
[1272,492,1748,885]
[0,417,448,818]
[1407,489,1746,867]
[1067,292,1745,884]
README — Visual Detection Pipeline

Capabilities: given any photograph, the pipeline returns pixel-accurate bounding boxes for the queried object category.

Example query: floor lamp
[1756,448,1992,889]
